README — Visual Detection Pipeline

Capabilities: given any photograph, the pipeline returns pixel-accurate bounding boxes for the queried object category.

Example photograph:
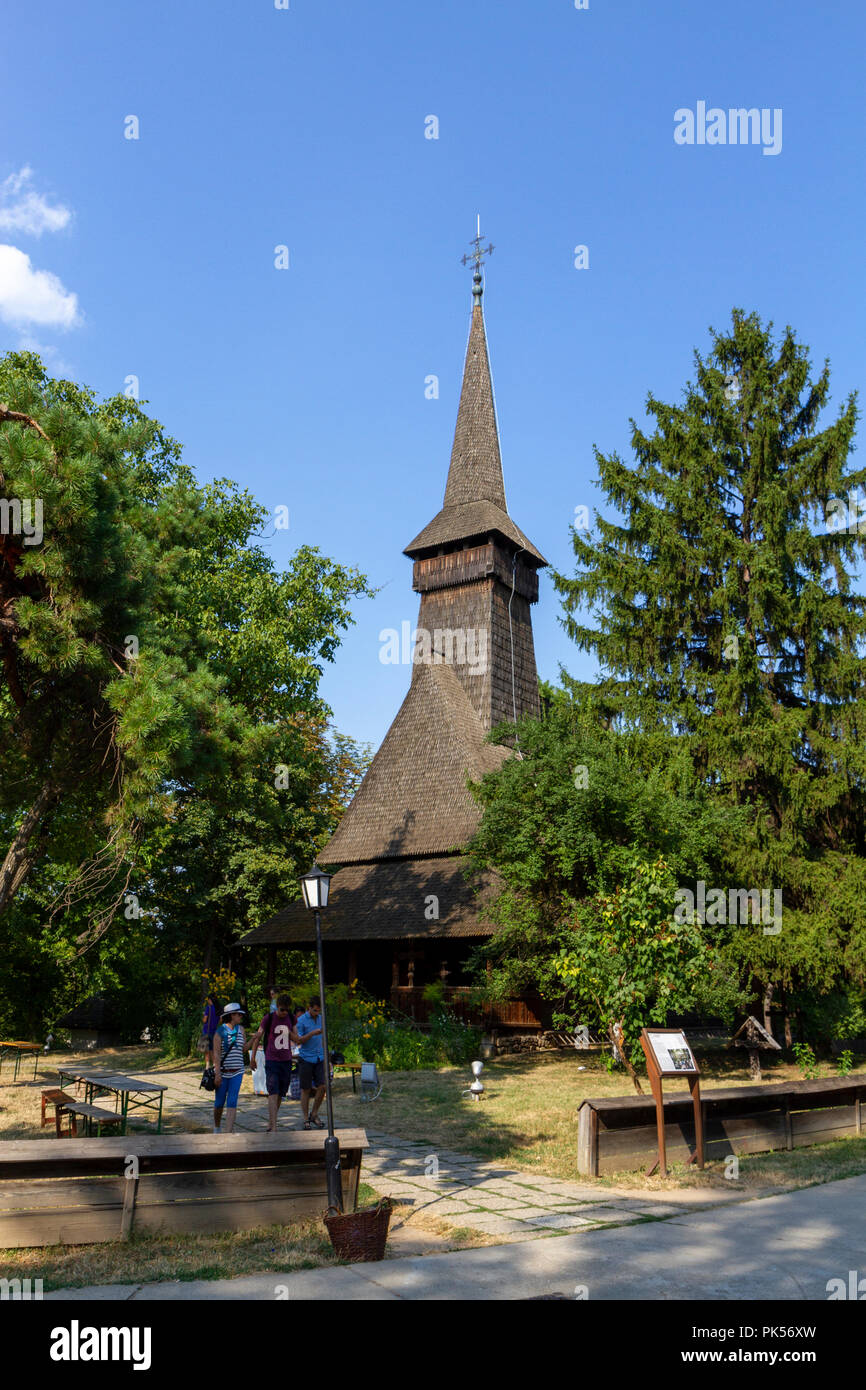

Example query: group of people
[201,990,327,1134]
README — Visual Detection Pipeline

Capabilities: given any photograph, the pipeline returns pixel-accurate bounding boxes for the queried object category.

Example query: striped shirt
[217,1024,245,1074]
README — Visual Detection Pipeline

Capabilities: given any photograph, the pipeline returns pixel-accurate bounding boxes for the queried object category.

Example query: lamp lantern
[300,864,331,912]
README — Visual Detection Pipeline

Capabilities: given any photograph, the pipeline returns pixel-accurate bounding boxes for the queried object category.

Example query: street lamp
[300,863,342,1214]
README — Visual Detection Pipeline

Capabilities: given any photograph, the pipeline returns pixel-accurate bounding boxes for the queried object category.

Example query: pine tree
[555,310,866,1034]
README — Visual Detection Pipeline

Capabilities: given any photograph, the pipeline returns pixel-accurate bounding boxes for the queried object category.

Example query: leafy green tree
[0,351,371,1035]
[553,853,735,1092]
[466,693,745,1044]
[554,311,866,1036]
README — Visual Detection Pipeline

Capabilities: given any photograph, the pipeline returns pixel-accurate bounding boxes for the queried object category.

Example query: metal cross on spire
[461,215,493,301]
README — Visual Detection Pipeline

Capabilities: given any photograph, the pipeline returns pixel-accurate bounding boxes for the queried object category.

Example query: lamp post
[300,863,343,1214]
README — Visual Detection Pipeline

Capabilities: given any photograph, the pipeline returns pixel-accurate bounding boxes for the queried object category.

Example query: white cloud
[15,335,76,378]
[0,244,80,329]
[0,167,72,237]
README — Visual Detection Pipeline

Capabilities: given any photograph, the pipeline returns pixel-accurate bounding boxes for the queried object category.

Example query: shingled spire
[403,233,547,730]
[404,255,545,563]
[442,291,507,510]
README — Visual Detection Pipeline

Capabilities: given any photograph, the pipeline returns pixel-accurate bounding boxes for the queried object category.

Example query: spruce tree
[555,310,865,1036]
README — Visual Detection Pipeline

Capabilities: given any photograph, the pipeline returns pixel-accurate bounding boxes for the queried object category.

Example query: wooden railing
[390,986,546,1030]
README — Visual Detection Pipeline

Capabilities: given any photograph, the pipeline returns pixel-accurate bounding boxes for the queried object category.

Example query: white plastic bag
[252,1050,268,1096]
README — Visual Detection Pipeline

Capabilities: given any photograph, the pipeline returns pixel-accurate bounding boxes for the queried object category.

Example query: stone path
[359,1132,692,1240]
[70,1063,742,1242]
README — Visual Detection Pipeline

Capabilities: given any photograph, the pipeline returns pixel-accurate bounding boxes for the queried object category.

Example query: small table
[55,1068,167,1135]
[0,1041,41,1082]
[333,1063,363,1093]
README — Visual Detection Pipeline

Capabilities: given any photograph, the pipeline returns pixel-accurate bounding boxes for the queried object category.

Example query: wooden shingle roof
[404,299,545,566]
[238,855,500,944]
[443,301,506,509]
[404,497,546,564]
[239,282,545,955]
[320,660,508,865]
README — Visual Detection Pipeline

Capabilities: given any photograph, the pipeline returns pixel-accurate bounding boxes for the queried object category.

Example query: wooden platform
[0,1129,369,1247]
[577,1078,866,1176]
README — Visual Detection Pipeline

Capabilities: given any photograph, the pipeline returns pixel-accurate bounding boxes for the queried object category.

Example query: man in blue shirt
[294,998,326,1130]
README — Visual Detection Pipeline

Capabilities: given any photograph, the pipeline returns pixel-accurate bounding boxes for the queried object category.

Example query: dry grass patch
[0,1220,341,1291]
[597,1133,866,1194]
[327,1048,866,1194]
[0,1182,492,1290]
[0,1045,201,1141]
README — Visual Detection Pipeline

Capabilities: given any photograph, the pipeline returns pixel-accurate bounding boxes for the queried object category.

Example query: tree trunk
[201,923,217,1002]
[609,1021,643,1094]
[780,986,793,1049]
[762,981,775,1039]
[0,780,59,913]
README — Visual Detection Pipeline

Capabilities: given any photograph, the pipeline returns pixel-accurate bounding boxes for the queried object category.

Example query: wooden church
[240,248,549,1030]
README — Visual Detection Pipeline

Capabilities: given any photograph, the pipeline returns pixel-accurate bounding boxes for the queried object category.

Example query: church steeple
[404,229,545,564]
[403,234,547,733]
[442,224,507,511]
[237,239,552,993]
[442,292,507,511]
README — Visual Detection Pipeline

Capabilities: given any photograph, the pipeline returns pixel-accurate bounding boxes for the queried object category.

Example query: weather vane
[461,215,493,299]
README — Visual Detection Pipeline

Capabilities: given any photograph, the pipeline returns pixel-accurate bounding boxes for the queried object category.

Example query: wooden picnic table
[55,1068,167,1136]
[0,1041,41,1082]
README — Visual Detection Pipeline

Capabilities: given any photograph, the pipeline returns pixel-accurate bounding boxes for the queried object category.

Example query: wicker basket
[324,1197,393,1262]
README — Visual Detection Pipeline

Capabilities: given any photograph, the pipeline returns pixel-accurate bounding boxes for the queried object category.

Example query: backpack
[261,1011,294,1056]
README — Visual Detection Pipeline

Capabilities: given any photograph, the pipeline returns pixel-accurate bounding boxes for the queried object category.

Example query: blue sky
[1,0,863,748]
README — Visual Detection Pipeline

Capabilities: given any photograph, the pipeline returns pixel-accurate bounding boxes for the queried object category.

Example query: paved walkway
[90,1064,742,1239]
[360,1132,715,1239]
[45,1173,866,1300]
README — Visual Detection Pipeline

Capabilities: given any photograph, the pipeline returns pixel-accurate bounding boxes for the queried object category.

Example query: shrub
[323,980,482,1070]
[792,1041,819,1079]
[428,1008,482,1065]
[160,1005,203,1060]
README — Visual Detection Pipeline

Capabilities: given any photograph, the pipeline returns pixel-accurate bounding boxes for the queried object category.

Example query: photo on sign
[646,1032,697,1073]
[668,1047,693,1071]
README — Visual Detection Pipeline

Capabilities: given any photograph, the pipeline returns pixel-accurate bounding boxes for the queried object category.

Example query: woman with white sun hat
[213,1002,247,1133]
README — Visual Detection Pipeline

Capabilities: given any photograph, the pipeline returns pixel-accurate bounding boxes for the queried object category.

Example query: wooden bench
[41,1089,75,1135]
[0,1128,369,1247]
[577,1076,866,1176]
[62,1103,124,1137]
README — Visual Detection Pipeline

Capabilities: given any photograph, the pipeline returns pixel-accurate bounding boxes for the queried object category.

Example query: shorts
[214,1070,243,1109]
[265,1059,293,1097]
[297,1058,325,1091]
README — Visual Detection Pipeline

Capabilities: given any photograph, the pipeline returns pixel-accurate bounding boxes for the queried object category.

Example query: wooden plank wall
[0,1152,362,1248]
[578,1084,865,1177]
